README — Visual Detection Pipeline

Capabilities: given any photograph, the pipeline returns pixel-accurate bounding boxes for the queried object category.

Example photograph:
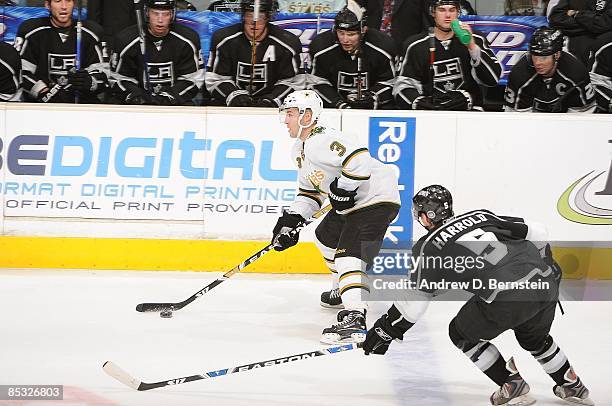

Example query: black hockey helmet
[429,0,461,13]
[412,185,454,226]
[240,0,278,19]
[334,0,367,34]
[529,27,564,56]
[145,0,176,21]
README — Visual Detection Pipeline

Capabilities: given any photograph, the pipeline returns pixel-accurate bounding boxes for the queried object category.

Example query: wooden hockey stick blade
[102,361,142,390]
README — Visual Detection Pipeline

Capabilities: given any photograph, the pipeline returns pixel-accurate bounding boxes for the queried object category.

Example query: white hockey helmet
[280,90,323,126]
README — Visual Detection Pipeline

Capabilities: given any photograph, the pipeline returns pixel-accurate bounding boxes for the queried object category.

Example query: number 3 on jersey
[457,228,509,266]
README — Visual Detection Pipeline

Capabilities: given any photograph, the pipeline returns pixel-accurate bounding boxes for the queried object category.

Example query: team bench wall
[0,103,609,279]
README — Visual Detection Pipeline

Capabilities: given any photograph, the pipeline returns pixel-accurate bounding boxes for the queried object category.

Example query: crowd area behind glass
[1,0,611,113]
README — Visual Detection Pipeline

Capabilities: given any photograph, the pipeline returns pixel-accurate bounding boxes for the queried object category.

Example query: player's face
[336,29,361,53]
[433,5,459,30]
[147,8,173,37]
[243,11,269,41]
[281,107,313,139]
[46,0,74,28]
[531,53,558,77]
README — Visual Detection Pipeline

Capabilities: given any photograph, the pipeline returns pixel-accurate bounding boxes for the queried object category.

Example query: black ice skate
[320,288,344,309]
[490,358,536,406]
[553,367,595,405]
[320,309,366,344]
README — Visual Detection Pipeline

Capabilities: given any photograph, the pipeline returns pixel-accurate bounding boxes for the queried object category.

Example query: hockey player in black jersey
[14,0,107,104]
[0,41,22,101]
[395,0,501,111]
[505,27,596,113]
[109,0,204,105]
[309,0,397,109]
[205,0,303,107]
[589,31,612,113]
[363,185,595,406]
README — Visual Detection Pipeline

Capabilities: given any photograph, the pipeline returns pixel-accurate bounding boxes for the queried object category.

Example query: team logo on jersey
[337,71,369,92]
[147,62,174,89]
[433,57,464,92]
[307,169,325,191]
[596,0,606,11]
[47,53,76,84]
[558,141,612,225]
[236,62,268,94]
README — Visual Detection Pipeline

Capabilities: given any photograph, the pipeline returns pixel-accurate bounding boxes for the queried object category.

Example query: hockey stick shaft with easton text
[135,204,332,312]
[103,342,361,391]
[74,0,82,103]
[248,0,261,96]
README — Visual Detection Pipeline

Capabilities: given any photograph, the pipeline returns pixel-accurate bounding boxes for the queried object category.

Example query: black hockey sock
[530,335,570,386]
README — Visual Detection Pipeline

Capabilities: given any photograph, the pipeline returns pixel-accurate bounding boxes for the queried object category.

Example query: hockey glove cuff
[436,90,473,111]
[328,178,358,212]
[255,97,279,108]
[413,95,436,110]
[37,84,72,103]
[272,211,305,251]
[335,100,351,109]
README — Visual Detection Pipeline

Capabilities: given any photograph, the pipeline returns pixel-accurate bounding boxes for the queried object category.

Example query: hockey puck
[160,310,173,318]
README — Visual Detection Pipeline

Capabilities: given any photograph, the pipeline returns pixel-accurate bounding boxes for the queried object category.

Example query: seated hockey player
[0,41,22,101]
[363,185,594,406]
[205,0,303,107]
[272,89,400,344]
[14,0,107,103]
[109,0,204,105]
[308,0,397,109]
[589,31,612,113]
[394,0,501,111]
[504,26,596,113]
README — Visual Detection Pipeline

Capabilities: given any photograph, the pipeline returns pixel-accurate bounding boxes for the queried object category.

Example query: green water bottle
[451,20,472,45]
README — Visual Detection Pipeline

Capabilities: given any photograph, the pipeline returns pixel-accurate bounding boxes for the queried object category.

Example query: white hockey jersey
[290,125,401,218]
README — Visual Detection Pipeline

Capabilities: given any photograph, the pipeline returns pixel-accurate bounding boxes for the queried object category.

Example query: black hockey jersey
[504,51,596,112]
[308,29,397,108]
[549,0,612,36]
[14,17,107,102]
[409,210,556,303]
[589,31,612,112]
[205,23,303,106]
[0,41,21,101]
[394,30,501,109]
[110,24,204,104]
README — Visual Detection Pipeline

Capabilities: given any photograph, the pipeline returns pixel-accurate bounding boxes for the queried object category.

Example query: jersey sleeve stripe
[298,192,323,206]
[341,170,370,181]
[341,147,368,167]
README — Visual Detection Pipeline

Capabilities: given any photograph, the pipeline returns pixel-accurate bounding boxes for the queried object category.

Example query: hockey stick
[428,26,436,105]
[74,0,82,104]
[134,0,153,93]
[135,204,332,313]
[248,0,261,96]
[103,342,361,391]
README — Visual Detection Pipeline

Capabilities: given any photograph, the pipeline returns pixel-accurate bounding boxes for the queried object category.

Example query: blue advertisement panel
[1,7,545,83]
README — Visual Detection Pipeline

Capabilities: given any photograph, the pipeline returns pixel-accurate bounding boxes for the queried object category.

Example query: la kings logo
[433,57,464,92]
[236,61,268,94]
[147,62,174,90]
[596,0,606,11]
[47,53,76,84]
[337,71,370,92]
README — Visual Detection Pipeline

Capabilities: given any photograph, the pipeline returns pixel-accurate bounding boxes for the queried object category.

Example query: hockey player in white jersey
[271,89,401,344]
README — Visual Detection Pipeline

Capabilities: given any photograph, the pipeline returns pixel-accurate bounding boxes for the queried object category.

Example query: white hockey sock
[315,237,339,290]
[336,256,369,312]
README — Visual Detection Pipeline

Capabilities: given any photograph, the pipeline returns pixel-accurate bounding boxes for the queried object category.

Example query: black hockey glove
[346,90,377,109]
[151,91,180,106]
[271,211,305,251]
[435,90,472,111]
[364,305,413,355]
[335,100,351,109]
[125,89,153,105]
[412,96,436,110]
[228,94,255,107]
[328,178,358,212]
[37,84,73,103]
[68,68,97,93]
[255,97,278,108]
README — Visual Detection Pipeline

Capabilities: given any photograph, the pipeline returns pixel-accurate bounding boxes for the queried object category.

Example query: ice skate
[320,288,344,309]
[320,309,366,344]
[553,367,594,405]
[490,358,536,406]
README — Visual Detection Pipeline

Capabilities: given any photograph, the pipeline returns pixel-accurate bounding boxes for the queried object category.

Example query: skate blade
[504,394,537,406]
[320,332,366,345]
[319,301,344,309]
[558,396,595,406]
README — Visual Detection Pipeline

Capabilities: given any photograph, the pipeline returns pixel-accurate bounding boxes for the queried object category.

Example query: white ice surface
[0,270,610,406]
